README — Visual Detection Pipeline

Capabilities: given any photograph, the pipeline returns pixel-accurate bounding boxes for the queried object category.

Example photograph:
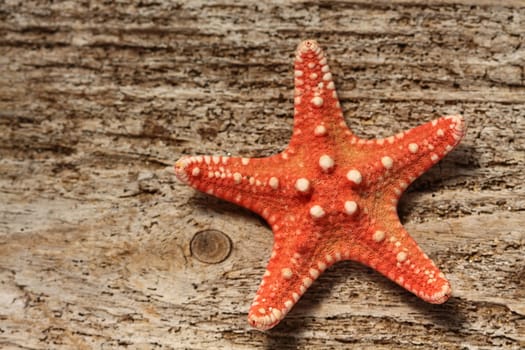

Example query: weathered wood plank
[1,1,524,349]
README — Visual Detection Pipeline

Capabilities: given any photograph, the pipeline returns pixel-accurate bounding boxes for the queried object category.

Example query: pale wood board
[0,1,524,349]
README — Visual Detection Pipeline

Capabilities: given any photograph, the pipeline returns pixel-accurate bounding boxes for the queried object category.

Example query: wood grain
[1,1,524,349]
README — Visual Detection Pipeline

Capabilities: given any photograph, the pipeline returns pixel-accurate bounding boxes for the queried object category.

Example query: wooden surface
[1,1,524,349]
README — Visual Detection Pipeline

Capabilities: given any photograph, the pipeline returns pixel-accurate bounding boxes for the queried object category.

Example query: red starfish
[175,40,465,330]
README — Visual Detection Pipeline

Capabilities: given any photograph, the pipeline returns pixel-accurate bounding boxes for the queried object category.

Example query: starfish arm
[358,115,466,191]
[342,220,452,304]
[288,40,350,153]
[247,222,338,330]
[174,154,310,218]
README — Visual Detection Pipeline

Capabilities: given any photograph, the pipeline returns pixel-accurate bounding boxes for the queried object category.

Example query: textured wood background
[1,1,524,349]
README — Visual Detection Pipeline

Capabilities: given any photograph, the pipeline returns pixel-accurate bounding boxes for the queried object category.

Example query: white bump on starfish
[318,261,327,271]
[373,230,385,242]
[233,172,242,184]
[344,201,358,215]
[397,251,408,262]
[258,308,266,314]
[294,96,301,105]
[446,115,466,141]
[310,205,325,219]
[432,119,438,126]
[326,81,335,90]
[281,268,293,279]
[249,177,255,185]
[269,177,279,189]
[319,155,335,172]
[241,158,250,165]
[437,129,444,137]
[309,268,320,279]
[272,308,282,320]
[408,143,419,153]
[387,136,395,144]
[445,114,462,123]
[311,96,324,107]
[212,156,220,164]
[310,73,318,80]
[284,300,294,310]
[204,155,211,164]
[428,144,435,150]
[174,158,191,183]
[431,154,439,163]
[303,277,313,288]
[191,167,200,177]
[295,178,310,193]
[314,125,327,136]
[346,169,362,185]
[323,72,332,81]
[381,156,394,169]
[294,70,303,77]
[445,145,453,152]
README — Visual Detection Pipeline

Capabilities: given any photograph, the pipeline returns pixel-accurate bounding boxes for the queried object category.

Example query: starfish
[175,40,465,330]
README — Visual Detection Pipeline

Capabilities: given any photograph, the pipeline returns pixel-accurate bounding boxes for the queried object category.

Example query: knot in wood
[190,229,232,264]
